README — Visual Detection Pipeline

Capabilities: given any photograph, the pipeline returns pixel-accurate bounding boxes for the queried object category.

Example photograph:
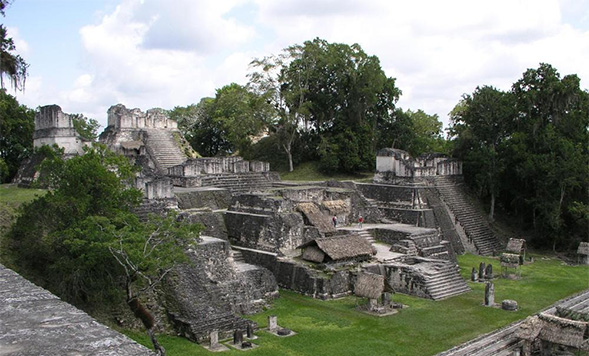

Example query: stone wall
[33,105,84,155]
[168,157,270,177]
[375,148,462,179]
[175,188,232,210]
[164,237,278,342]
[237,247,353,299]
[224,210,304,255]
[107,104,177,130]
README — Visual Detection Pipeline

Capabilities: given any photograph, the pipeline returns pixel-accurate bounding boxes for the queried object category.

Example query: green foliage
[0,2,28,91]
[5,145,201,308]
[449,64,589,248]
[0,89,34,182]
[249,38,401,173]
[122,253,589,356]
[178,84,272,157]
[71,113,100,141]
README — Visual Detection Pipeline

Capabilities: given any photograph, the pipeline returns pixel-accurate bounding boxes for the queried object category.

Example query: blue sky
[3,0,589,129]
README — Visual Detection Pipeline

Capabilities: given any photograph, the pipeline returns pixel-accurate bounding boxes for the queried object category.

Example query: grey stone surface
[0,264,154,355]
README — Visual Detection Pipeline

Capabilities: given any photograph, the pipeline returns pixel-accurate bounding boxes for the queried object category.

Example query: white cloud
[21,0,586,129]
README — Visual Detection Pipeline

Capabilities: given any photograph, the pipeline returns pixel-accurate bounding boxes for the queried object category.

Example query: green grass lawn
[279,161,373,182]
[123,254,589,356]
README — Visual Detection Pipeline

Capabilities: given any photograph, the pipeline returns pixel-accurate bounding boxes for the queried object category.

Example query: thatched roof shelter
[506,238,526,255]
[538,313,588,349]
[299,234,374,263]
[297,202,335,233]
[517,313,589,350]
[322,199,350,215]
[354,272,384,299]
[577,242,589,256]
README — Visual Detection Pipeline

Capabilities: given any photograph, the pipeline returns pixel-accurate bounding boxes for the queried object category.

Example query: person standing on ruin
[333,215,337,228]
[358,215,364,229]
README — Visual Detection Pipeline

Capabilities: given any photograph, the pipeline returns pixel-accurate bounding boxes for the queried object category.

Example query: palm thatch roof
[354,272,384,299]
[506,238,526,254]
[578,242,589,256]
[517,313,589,350]
[537,313,588,349]
[322,200,350,215]
[297,202,335,233]
[298,234,374,262]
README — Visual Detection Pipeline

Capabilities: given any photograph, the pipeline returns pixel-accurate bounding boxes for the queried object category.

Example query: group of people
[332,215,364,228]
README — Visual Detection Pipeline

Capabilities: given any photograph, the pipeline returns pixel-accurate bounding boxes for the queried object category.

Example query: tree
[0,1,27,91]
[0,89,34,182]
[178,84,272,157]
[71,113,100,141]
[6,144,201,355]
[448,64,589,249]
[249,38,400,173]
[449,86,515,220]
[507,63,589,248]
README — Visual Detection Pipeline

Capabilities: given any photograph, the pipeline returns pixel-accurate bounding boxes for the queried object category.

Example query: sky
[3,0,589,130]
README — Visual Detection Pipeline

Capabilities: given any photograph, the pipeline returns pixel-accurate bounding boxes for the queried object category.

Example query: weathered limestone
[502,300,518,311]
[577,242,589,265]
[268,315,278,332]
[0,264,154,355]
[479,262,486,280]
[484,282,495,306]
[485,264,493,280]
[375,148,462,181]
[33,105,86,155]
[471,267,478,282]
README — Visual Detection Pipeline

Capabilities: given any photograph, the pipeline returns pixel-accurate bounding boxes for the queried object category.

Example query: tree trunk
[489,192,495,222]
[127,291,165,355]
[283,143,293,172]
[147,327,166,356]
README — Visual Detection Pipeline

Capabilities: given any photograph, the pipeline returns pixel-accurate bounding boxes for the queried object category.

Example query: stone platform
[0,264,154,355]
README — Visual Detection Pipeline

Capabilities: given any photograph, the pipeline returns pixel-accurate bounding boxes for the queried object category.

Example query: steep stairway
[423,263,470,300]
[144,129,187,173]
[432,176,502,256]
[356,229,376,244]
[199,172,279,193]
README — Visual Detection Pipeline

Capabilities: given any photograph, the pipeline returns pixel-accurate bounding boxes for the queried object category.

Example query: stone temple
[9,103,542,354]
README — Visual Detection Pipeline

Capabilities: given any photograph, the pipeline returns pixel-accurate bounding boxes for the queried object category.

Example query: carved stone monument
[484,282,495,306]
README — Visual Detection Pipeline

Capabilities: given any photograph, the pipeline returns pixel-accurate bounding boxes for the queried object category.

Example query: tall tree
[0,0,27,91]
[507,63,588,247]
[249,38,400,173]
[0,89,34,182]
[449,86,515,219]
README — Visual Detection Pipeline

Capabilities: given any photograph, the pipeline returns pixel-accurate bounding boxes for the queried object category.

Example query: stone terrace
[0,263,154,355]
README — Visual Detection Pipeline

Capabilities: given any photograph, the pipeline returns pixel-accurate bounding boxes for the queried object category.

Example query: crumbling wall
[33,105,84,155]
[237,248,353,299]
[175,188,232,210]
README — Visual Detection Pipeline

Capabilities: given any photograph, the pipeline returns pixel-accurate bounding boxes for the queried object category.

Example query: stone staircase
[391,239,418,256]
[170,306,252,343]
[356,229,375,244]
[432,176,502,256]
[200,172,279,193]
[144,129,187,173]
[423,263,470,300]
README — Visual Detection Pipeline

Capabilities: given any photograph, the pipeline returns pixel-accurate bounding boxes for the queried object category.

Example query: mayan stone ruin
[6,102,586,356]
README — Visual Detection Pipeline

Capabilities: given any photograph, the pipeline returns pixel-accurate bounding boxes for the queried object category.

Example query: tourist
[332,215,337,227]
[358,215,364,229]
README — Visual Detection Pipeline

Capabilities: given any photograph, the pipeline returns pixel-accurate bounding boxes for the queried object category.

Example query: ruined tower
[33,105,84,155]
